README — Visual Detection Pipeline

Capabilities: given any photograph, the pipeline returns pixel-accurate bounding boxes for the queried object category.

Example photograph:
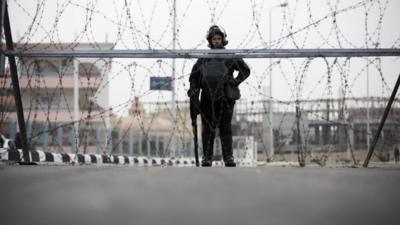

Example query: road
[0,164,399,225]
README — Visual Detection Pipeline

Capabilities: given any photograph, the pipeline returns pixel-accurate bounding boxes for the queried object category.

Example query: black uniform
[189,57,250,166]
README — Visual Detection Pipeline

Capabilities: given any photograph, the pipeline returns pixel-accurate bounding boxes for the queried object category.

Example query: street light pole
[366,61,370,151]
[73,57,80,154]
[267,2,287,160]
[171,0,177,157]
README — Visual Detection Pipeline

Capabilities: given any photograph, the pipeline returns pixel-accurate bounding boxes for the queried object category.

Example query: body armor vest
[201,59,229,100]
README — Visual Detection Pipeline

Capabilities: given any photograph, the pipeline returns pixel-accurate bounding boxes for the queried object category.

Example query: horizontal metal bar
[5,48,400,58]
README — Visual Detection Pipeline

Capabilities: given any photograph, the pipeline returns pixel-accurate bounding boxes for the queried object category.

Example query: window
[79,63,101,77]
[36,60,60,75]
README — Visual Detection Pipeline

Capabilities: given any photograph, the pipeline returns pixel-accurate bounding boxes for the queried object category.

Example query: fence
[1,0,400,167]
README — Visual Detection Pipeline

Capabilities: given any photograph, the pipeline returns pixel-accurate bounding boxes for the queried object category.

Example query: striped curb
[0,148,256,167]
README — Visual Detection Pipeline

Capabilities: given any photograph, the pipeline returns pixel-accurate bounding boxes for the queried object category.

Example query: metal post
[107,128,112,154]
[0,0,5,78]
[347,123,356,163]
[296,101,305,167]
[43,123,49,151]
[147,134,151,158]
[73,57,79,154]
[70,125,76,153]
[83,126,88,154]
[267,3,288,159]
[268,6,274,159]
[155,134,159,157]
[159,136,164,157]
[139,132,142,156]
[170,0,177,157]
[3,1,30,162]
[366,61,371,151]
[314,126,320,145]
[95,127,101,154]
[118,128,123,155]
[57,124,63,152]
[324,99,331,144]
[128,129,133,156]
[363,74,400,167]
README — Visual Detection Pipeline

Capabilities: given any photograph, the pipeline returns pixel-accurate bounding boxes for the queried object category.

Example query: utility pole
[267,2,288,159]
[366,62,371,151]
[365,13,371,152]
[171,0,177,157]
[73,57,80,154]
[0,0,5,78]
[296,100,305,167]
[2,0,30,163]
[364,74,400,167]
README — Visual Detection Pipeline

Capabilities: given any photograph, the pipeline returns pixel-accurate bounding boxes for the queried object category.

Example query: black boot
[201,132,215,167]
[221,135,236,167]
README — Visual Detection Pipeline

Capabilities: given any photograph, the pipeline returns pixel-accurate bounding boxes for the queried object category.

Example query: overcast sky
[9,0,400,115]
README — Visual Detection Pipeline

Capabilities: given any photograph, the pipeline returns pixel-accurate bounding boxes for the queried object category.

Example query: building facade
[1,43,113,154]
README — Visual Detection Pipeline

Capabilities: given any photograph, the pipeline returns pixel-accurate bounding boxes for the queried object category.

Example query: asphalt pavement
[0,164,399,225]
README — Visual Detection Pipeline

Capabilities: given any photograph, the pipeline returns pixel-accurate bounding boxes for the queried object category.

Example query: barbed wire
[1,0,399,165]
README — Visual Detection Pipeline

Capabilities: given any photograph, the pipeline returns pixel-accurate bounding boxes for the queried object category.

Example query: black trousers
[200,97,234,136]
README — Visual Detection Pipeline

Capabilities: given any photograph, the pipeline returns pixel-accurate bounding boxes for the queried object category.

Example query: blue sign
[150,76,172,91]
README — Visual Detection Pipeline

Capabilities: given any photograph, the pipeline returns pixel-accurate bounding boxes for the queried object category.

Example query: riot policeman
[188,25,250,167]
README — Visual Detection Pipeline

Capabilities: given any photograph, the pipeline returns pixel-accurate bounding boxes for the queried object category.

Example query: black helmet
[206,25,228,48]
